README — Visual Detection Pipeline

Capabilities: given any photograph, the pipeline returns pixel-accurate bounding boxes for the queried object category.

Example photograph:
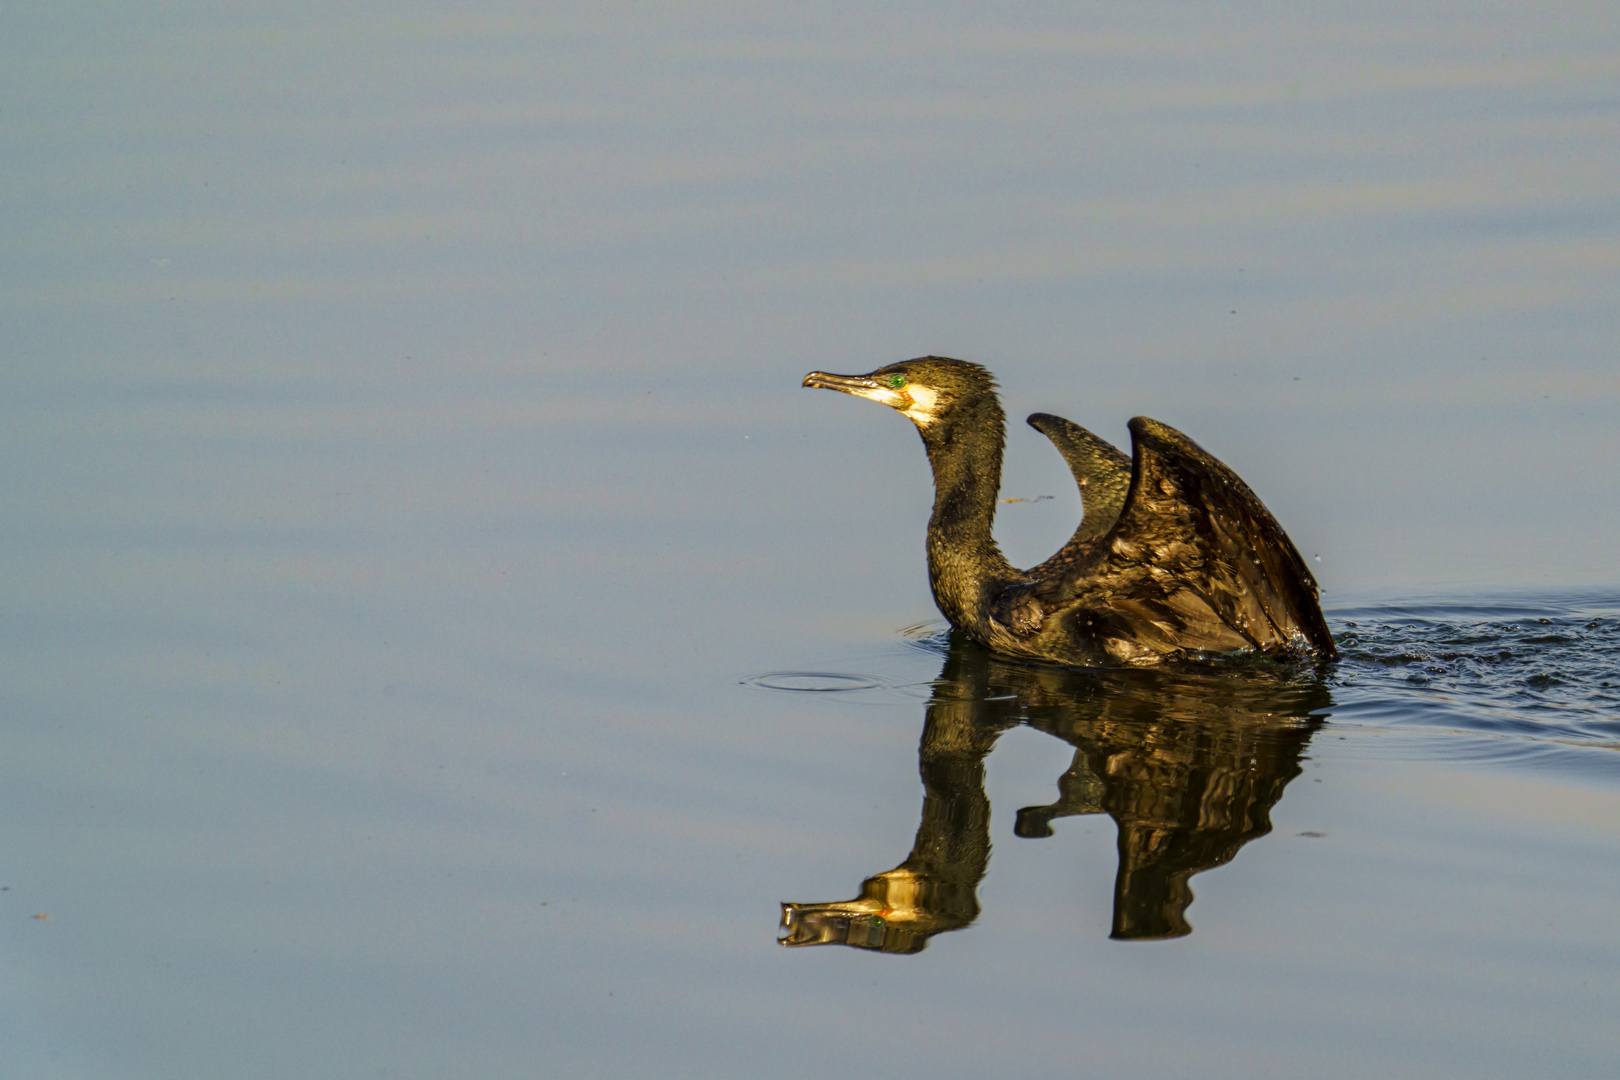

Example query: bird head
[802,356,996,430]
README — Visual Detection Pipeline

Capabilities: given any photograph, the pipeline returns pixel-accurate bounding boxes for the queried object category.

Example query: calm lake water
[3,4,1619,1078]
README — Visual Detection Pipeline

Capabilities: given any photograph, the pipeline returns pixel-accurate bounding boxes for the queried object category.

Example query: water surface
[3,3,1619,1078]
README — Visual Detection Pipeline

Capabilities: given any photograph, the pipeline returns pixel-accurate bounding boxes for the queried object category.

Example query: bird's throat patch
[903,385,942,427]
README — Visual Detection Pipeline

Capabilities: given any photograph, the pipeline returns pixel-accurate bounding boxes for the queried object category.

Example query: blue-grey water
[3,4,1619,1078]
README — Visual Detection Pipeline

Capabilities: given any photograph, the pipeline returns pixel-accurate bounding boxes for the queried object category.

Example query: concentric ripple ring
[742,671,885,692]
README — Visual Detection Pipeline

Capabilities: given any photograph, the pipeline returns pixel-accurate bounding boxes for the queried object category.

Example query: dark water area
[1329,594,1620,748]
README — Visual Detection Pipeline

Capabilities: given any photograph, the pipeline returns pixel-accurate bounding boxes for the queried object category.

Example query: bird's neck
[919,399,1022,634]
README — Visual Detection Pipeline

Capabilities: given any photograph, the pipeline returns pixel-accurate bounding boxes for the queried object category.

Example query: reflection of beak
[802,371,907,408]
[779,901,915,951]
[779,868,967,954]
[778,901,848,947]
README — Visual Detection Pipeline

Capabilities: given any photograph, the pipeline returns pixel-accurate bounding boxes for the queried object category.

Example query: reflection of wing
[1035,417,1336,661]
[1025,413,1132,560]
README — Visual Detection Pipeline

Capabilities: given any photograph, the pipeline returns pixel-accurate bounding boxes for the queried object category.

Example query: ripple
[742,671,887,693]
[1329,590,1620,744]
[890,680,946,700]
[896,622,952,655]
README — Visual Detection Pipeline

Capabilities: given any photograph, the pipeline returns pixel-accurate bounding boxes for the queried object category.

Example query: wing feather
[1023,413,1133,580]
[1033,417,1336,661]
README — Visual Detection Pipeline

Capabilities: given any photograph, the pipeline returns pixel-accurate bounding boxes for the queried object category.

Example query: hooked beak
[802,371,908,408]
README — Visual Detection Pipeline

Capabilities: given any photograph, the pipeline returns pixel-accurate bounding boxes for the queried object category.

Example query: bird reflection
[779,635,1330,951]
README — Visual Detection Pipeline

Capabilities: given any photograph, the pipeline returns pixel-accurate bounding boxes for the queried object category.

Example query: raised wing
[1025,412,1132,559]
[1024,417,1336,663]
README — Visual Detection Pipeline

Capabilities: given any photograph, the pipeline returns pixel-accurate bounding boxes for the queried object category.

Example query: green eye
[887,374,907,389]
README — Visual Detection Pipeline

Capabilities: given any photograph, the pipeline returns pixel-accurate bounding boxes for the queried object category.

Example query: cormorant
[802,356,1337,667]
